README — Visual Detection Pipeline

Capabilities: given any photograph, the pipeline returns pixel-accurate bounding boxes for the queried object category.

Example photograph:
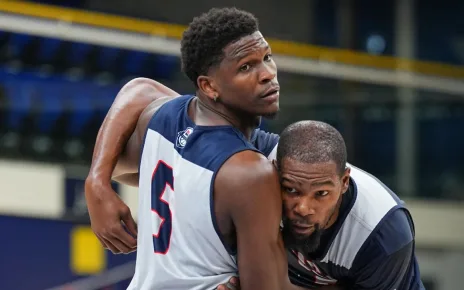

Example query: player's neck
[192,97,259,140]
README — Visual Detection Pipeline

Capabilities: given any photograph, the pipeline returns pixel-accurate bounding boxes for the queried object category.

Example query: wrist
[85,171,114,196]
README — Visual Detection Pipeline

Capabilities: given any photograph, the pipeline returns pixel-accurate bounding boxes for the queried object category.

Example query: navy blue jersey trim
[351,164,403,205]
[142,94,266,257]
[250,129,280,157]
[137,97,171,174]
[209,147,262,256]
[350,204,406,276]
[317,177,358,259]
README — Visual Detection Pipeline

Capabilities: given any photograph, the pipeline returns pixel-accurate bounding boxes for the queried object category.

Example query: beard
[281,219,323,255]
[262,111,278,120]
[261,106,280,120]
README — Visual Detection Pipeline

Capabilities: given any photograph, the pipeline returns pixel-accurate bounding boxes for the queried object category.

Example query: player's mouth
[291,224,314,235]
[259,86,280,103]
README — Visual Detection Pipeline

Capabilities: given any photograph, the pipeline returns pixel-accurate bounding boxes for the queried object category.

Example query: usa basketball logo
[176,127,193,148]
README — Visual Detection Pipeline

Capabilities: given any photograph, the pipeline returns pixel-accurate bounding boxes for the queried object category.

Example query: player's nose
[294,200,316,217]
[258,63,276,84]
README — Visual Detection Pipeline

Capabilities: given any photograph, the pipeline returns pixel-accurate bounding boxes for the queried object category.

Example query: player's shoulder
[347,164,414,256]
[218,150,278,187]
[151,94,192,116]
[350,207,414,272]
[251,128,280,157]
[348,164,404,230]
[372,208,414,253]
[138,96,179,129]
[144,94,192,137]
[215,149,281,219]
[225,149,273,170]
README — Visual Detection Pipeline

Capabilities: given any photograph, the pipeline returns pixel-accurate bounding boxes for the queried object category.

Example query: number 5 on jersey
[151,160,174,254]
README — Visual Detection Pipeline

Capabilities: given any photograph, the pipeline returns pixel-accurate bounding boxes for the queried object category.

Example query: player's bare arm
[214,151,294,290]
[87,77,179,185]
[112,95,177,185]
[217,276,345,290]
[85,77,179,254]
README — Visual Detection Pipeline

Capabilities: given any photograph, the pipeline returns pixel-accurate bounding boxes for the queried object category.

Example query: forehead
[280,158,339,181]
[223,31,269,60]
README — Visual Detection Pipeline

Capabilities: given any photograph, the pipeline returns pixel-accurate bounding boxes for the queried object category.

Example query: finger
[108,236,132,254]
[96,235,108,249]
[102,237,121,254]
[228,277,238,286]
[225,283,237,290]
[216,285,226,290]
[122,213,138,239]
[113,223,137,249]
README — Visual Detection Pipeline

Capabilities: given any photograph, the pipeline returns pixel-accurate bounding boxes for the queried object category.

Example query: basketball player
[86,7,302,290]
[85,9,423,290]
[215,121,425,289]
[89,91,425,288]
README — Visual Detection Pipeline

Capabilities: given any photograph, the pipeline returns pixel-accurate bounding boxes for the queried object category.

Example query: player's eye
[239,63,251,72]
[284,187,298,194]
[316,190,329,197]
[264,54,273,62]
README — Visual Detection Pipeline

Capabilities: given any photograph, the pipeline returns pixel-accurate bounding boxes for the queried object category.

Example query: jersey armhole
[349,205,411,276]
[137,98,175,173]
[209,148,261,256]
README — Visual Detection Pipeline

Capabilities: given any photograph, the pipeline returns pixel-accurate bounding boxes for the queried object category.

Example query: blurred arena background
[0,0,463,289]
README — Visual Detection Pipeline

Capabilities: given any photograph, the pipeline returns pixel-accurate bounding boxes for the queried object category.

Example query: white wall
[0,160,64,218]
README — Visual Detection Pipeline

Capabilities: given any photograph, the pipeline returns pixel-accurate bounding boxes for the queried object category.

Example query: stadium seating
[0,30,462,198]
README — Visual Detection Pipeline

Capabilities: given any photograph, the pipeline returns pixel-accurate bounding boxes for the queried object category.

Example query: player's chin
[257,102,280,119]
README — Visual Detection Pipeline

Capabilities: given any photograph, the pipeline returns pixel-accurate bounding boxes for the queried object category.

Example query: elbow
[117,77,172,103]
[124,77,157,91]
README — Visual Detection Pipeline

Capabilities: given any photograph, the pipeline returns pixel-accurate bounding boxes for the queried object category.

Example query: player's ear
[341,166,351,194]
[197,75,218,101]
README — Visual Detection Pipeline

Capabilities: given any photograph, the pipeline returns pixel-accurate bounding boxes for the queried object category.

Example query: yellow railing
[1,0,463,80]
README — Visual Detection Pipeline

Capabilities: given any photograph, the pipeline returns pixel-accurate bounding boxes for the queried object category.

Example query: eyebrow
[281,177,297,185]
[232,44,270,62]
[311,180,335,187]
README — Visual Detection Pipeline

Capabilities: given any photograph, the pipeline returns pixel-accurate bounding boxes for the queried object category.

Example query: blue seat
[67,42,92,67]
[37,37,62,63]
[124,50,148,75]
[152,54,178,79]
[36,83,65,134]
[94,84,117,122]
[3,82,33,131]
[8,33,34,59]
[98,46,121,71]
[66,83,96,138]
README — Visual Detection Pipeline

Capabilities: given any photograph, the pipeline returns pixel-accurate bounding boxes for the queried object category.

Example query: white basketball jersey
[127,95,260,290]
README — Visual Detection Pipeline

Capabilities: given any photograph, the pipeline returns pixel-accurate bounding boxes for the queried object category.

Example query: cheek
[269,60,278,72]
[321,197,339,219]
[282,195,296,212]
[223,79,252,101]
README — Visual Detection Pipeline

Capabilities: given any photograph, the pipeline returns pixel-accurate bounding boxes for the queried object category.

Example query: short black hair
[180,7,259,87]
[276,121,347,176]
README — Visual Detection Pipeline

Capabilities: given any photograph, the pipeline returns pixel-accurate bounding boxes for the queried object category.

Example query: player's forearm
[239,248,289,290]
[87,78,178,188]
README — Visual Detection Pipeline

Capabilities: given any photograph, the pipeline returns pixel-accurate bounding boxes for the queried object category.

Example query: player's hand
[217,276,240,290]
[85,179,137,254]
